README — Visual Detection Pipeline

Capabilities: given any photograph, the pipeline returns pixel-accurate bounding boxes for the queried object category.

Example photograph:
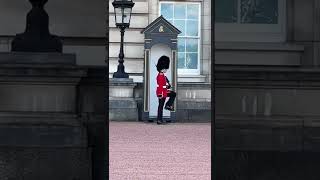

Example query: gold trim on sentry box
[172,50,177,113]
[144,49,150,112]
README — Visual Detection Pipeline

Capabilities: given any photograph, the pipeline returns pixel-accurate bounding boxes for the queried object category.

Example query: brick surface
[109,122,211,180]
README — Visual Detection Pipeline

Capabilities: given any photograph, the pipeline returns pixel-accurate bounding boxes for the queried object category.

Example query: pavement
[109,121,211,180]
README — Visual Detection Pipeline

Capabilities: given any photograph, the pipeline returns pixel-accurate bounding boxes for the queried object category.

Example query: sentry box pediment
[141,16,181,122]
[141,15,181,35]
[141,15,181,49]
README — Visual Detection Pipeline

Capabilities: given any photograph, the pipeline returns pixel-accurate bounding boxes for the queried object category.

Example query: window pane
[174,4,186,19]
[186,39,198,52]
[178,52,186,69]
[187,4,199,20]
[186,20,198,36]
[241,0,278,24]
[123,8,132,24]
[115,8,123,24]
[186,53,198,69]
[160,3,200,72]
[178,38,186,52]
[174,20,185,36]
[161,3,173,20]
[216,0,238,23]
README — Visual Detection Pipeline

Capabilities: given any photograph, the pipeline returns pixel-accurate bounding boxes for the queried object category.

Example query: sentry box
[141,16,181,122]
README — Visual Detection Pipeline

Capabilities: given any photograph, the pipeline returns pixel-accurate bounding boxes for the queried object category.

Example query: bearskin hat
[156,55,170,72]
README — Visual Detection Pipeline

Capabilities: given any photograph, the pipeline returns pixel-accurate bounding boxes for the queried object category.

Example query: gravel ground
[109,121,211,180]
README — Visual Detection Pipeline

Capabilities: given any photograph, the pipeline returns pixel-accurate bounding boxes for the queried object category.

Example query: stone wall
[0,53,106,179]
[215,65,320,179]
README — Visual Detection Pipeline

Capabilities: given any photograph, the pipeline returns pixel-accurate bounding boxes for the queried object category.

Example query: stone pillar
[294,0,320,67]
[78,67,107,180]
[203,0,212,83]
[109,78,138,121]
[148,0,158,22]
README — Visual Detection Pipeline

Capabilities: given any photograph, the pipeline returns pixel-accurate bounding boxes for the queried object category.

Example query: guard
[156,56,176,125]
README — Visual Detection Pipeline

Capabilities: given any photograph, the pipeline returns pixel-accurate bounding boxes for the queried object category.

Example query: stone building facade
[215,0,320,179]
[109,0,212,122]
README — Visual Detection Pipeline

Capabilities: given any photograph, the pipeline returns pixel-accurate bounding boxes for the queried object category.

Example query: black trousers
[157,91,176,122]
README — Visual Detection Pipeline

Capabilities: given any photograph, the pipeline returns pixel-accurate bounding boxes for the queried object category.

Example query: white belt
[157,85,166,88]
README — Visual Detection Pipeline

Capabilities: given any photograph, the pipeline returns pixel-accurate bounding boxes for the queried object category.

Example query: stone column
[202,0,212,83]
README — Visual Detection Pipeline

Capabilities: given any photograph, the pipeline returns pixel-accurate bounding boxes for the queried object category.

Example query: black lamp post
[112,0,135,78]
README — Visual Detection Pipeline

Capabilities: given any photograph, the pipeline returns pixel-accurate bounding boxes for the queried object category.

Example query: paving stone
[109,122,211,180]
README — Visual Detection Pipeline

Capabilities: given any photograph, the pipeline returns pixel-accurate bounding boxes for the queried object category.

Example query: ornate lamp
[112,0,135,78]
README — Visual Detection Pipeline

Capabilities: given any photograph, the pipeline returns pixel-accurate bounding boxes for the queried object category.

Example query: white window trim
[159,1,202,75]
[215,0,286,42]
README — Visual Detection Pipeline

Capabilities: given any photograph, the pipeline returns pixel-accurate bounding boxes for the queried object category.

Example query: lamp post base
[113,71,129,78]
[109,78,138,121]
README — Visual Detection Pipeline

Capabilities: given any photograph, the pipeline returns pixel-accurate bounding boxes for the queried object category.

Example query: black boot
[165,91,176,111]
[165,105,174,111]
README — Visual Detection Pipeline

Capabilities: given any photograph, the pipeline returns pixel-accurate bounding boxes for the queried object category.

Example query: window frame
[159,1,202,75]
[215,0,287,42]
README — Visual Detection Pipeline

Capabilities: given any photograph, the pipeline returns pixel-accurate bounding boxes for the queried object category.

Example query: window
[160,2,201,75]
[215,0,286,42]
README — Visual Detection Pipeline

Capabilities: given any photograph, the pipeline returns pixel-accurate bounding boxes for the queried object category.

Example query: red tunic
[156,72,168,98]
